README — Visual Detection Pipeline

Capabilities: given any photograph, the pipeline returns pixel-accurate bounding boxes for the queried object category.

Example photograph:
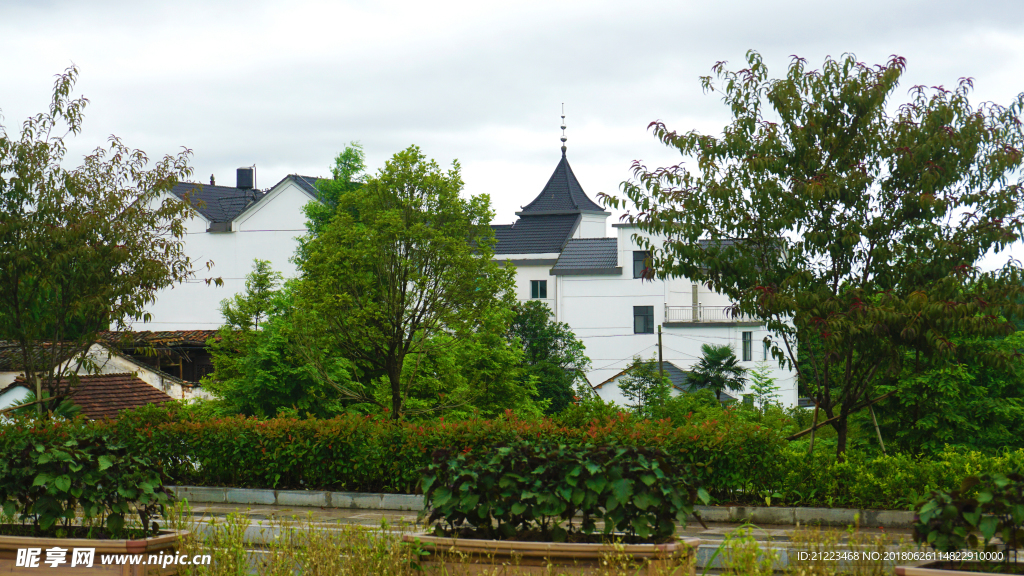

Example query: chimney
[236,167,255,190]
[210,174,216,186]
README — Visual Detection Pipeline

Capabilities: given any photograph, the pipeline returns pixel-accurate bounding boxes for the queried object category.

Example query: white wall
[575,213,609,239]
[0,385,30,412]
[131,181,312,331]
[558,225,798,407]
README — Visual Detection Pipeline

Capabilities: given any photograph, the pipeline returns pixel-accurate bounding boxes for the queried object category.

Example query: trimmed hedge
[3,406,1022,510]
[103,408,784,496]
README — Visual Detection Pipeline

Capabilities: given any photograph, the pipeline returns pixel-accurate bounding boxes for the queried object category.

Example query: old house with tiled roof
[0,340,212,414]
[7,373,174,420]
[140,169,322,330]
[492,129,797,406]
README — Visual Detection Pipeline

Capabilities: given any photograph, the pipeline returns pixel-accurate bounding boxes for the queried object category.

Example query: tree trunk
[833,415,849,462]
[387,358,403,420]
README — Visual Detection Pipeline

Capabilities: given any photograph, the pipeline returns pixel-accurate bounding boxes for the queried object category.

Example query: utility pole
[657,325,664,383]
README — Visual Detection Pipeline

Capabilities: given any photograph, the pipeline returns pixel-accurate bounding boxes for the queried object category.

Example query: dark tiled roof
[99,331,218,348]
[13,373,173,419]
[290,175,321,196]
[594,361,737,402]
[492,214,580,255]
[518,154,607,215]
[264,174,322,198]
[552,238,618,271]
[171,182,267,223]
[0,342,82,373]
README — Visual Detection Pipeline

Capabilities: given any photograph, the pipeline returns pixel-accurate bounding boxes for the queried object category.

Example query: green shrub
[422,439,709,542]
[0,415,173,538]
[914,473,1024,569]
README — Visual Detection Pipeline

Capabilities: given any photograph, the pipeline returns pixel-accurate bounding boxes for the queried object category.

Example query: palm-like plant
[687,344,747,401]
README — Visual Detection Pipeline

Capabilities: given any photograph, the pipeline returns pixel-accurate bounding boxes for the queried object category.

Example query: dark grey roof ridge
[518,154,606,215]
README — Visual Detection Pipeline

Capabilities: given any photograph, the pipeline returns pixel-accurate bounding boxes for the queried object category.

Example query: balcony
[664,305,760,325]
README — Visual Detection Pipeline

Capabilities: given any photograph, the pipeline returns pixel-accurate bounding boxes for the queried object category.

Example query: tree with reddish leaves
[603,52,1024,459]
[0,67,198,415]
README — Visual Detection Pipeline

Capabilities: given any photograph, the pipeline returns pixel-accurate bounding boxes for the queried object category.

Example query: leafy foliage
[873,332,1024,455]
[914,473,1024,568]
[687,344,746,402]
[295,145,520,418]
[0,66,199,412]
[605,51,1024,457]
[422,440,708,543]
[507,300,591,414]
[204,261,354,418]
[0,415,173,538]
[301,142,366,240]
[616,355,672,418]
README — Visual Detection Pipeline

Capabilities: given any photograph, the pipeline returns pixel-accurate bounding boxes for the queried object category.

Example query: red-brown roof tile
[98,330,219,348]
[14,373,173,420]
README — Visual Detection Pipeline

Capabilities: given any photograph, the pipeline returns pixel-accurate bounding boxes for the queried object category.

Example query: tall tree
[507,300,591,414]
[302,142,367,239]
[686,344,747,402]
[604,52,1024,457]
[205,261,353,418]
[0,66,197,412]
[295,145,518,419]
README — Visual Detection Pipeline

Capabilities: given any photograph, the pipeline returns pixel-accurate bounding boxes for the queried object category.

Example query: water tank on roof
[236,167,255,190]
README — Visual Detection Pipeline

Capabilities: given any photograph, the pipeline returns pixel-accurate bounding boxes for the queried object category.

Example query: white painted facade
[133,178,315,331]
[506,224,797,407]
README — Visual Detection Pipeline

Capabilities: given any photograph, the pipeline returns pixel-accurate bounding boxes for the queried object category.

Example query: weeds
[163,503,950,576]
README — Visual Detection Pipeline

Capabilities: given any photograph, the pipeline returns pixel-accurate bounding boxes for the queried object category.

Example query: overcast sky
[3,0,1024,265]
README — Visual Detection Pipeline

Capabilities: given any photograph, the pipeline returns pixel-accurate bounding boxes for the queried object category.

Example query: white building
[138,169,320,331]
[492,147,798,406]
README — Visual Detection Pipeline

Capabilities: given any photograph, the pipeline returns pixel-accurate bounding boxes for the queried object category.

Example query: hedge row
[101,408,784,496]
[3,406,1022,510]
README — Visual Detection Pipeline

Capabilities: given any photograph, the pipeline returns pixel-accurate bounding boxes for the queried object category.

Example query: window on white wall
[633,251,650,279]
[633,306,654,334]
[530,280,547,299]
[742,331,752,361]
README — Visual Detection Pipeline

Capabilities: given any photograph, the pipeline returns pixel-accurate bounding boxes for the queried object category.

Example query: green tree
[204,261,353,417]
[0,66,197,413]
[617,355,672,417]
[507,300,591,414]
[302,142,367,239]
[872,332,1024,455]
[605,52,1024,457]
[687,344,747,402]
[220,259,281,331]
[296,145,518,419]
[749,361,781,412]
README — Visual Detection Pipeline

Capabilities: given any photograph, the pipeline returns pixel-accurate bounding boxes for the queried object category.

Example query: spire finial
[560,103,567,156]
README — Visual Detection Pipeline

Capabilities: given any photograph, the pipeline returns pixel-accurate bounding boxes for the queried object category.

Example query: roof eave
[515,209,610,217]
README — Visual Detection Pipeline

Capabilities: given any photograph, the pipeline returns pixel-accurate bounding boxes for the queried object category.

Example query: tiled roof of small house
[518,153,607,215]
[14,373,173,419]
[593,361,738,402]
[98,330,218,348]
[551,238,619,273]
[0,341,83,373]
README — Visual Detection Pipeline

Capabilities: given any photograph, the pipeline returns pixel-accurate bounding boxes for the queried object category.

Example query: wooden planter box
[401,533,700,575]
[0,530,186,575]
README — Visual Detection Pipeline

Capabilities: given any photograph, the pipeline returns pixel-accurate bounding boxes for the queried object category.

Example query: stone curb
[168,486,915,528]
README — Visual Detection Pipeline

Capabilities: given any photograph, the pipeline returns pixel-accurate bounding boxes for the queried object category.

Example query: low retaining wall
[168,486,916,528]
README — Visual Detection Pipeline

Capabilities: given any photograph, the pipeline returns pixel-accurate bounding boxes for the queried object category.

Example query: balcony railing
[664,305,758,324]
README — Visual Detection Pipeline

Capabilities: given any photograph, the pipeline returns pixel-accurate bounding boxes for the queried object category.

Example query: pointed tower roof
[516,153,609,216]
